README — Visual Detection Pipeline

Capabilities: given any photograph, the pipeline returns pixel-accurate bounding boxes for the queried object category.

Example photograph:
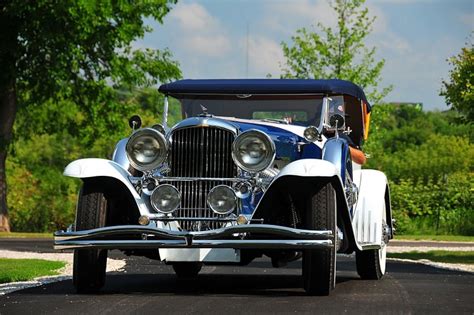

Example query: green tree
[0,1,181,232]
[280,0,392,104]
[364,104,474,235]
[440,41,474,122]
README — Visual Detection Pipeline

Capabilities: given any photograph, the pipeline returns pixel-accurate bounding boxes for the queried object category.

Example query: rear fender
[352,169,391,246]
[64,158,149,216]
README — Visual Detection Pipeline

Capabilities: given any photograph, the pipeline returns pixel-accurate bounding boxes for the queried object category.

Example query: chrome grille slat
[169,127,236,231]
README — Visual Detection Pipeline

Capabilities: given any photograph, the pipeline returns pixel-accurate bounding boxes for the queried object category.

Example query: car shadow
[9,256,360,297]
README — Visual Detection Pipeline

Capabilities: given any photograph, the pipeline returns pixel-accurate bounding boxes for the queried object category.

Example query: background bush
[365,104,473,235]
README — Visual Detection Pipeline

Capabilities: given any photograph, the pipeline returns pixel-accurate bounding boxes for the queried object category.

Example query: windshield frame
[176,94,327,127]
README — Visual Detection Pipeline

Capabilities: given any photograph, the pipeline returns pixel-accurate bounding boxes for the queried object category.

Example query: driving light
[236,215,248,225]
[150,184,180,213]
[232,130,276,173]
[303,125,320,142]
[138,215,150,226]
[126,128,168,171]
[207,185,237,215]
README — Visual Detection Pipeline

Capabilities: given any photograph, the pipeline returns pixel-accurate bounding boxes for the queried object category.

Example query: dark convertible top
[159,79,371,111]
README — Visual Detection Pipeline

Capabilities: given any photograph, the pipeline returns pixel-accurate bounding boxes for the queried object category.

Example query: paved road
[0,245,473,314]
[0,238,55,253]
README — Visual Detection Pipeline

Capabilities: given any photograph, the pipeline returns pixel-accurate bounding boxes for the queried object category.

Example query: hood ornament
[199,104,212,117]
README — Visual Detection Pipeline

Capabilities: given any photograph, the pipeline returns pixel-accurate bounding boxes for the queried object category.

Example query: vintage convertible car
[54,79,393,295]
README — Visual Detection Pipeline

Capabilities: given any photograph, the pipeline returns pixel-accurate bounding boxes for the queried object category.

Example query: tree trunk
[0,80,17,232]
[0,7,19,233]
[0,148,10,232]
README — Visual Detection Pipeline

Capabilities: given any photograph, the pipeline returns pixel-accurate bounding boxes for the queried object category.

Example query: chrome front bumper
[54,224,333,250]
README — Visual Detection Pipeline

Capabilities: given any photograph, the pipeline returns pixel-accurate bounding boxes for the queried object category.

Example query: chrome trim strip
[54,224,333,250]
[54,239,332,250]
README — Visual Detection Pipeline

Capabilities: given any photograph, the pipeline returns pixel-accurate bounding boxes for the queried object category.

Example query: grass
[388,250,474,265]
[0,232,53,239]
[0,258,66,284]
[395,235,474,242]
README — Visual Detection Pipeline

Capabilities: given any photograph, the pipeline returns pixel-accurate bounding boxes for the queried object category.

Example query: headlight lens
[207,185,237,215]
[232,130,276,173]
[126,128,168,171]
[150,184,180,213]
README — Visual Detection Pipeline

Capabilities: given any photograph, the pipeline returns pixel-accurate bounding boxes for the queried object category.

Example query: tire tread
[73,183,108,293]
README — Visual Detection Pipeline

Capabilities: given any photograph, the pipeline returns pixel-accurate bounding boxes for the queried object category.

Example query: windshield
[178,95,324,126]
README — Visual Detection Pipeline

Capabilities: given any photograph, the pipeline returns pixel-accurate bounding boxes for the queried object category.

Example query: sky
[136,0,473,111]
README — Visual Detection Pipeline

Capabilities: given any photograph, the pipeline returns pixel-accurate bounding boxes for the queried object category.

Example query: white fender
[275,159,342,180]
[255,159,345,214]
[352,169,388,246]
[64,158,149,216]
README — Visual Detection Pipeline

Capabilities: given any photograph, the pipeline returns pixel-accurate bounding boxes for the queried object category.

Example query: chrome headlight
[126,128,168,171]
[232,130,276,173]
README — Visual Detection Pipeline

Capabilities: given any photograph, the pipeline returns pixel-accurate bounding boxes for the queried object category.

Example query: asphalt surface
[0,240,473,314]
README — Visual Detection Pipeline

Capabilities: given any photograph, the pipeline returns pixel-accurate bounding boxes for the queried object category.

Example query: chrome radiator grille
[169,127,237,231]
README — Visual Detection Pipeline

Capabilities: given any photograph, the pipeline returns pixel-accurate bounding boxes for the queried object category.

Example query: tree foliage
[0,0,181,231]
[440,41,474,122]
[2,1,180,103]
[280,0,392,104]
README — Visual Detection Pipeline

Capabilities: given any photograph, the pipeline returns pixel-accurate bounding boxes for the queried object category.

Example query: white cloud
[245,36,285,77]
[366,3,411,54]
[459,13,474,28]
[168,2,231,56]
[378,34,411,54]
[262,0,337,34]
[187,35,231,56]
[169,2,219,32]
[366,3,388,33]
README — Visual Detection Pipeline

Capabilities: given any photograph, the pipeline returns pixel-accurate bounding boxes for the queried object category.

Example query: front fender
[64,158,149,216]
[253,159,356,253]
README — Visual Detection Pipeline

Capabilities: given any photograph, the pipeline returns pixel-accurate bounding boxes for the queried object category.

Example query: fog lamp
[151,184,180,213]
[207,185,237,215]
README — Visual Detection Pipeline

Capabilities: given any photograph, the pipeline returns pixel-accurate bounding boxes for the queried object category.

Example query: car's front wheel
[73,182,108,293]
[302,183,337,296]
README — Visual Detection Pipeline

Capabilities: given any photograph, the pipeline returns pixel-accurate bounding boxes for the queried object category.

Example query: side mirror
[329,114,345,129]
[303,125,322,142]
[128,115,142,130]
